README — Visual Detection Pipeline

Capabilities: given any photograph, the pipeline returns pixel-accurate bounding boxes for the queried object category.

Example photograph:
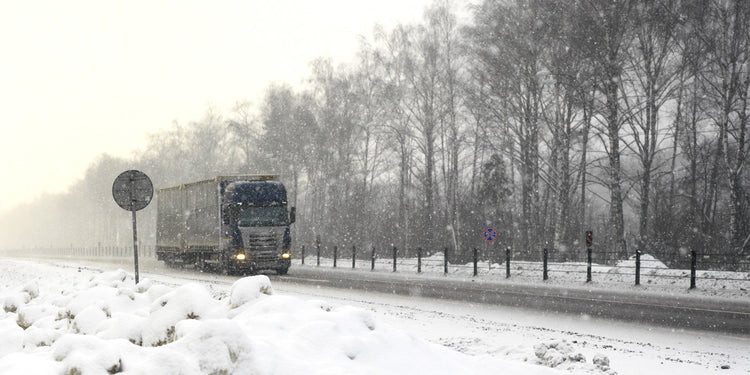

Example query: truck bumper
[229,253,290,273]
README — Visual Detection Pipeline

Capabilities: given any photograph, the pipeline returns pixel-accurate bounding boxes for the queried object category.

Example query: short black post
[333,246,338,268]
[444,247,449,275]
[635,249,641,286]
[316,243,321,267]
[690,250,697,289]
[473,247,478,276]
[301,245,305,265]
[505,247,511,279]
[371,247,376,271]
[586,247,592,283]
[392,246,397,272]
[352,245,356,269]
[417,247,422,273]
[543,248,549,281]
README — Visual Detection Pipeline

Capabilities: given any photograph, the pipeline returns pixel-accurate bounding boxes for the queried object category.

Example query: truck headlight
[281,253,291,259]
[236,253,246,261]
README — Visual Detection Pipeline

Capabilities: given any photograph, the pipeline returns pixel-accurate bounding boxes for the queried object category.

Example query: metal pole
[543,248,548,281]
[352,245,356,269]
[301,245,305,265]
[333,246,338,268]
[317,243,321,267]
[635,249,641,286]
[444,247,449,275]
[690,250,697,289]
[371,247,376,271]
[417,247,422,273]
[473,248,478,276]
[131,210,140,285]
[505,247,511,279]
[586,247,592,283]
[392,246,397,272]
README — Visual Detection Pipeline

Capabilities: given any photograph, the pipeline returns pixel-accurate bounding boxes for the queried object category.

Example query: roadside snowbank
[0,259,575,375]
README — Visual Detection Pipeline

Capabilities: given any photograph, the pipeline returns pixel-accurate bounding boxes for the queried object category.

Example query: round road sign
[112,170,153,211]
[483,226,498,242]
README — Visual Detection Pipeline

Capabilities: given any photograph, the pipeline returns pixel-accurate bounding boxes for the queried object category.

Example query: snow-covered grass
[0,258,577,375]
[299,252,750,299]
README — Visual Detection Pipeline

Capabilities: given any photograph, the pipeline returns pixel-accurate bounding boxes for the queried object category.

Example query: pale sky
[0,0,434,214]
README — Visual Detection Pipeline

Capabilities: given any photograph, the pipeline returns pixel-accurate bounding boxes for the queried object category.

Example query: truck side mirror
[289,207,296,224]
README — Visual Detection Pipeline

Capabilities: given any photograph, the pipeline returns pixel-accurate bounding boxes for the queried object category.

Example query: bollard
[371,247,376,271]
[317,243,321,267]
[690,250,697,289]
[473,248,478,276]
[506,247,511,279]
[543,248,549,281]
[392,246,397,272]
[352,245,356,269]
[417,247,422,273]
[635,249,641,286]
[301,245,306,265]
[586,247,592,283]
[444,247,449,275]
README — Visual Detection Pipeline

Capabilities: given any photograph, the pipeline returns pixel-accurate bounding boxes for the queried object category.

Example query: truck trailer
[156,175,295,274]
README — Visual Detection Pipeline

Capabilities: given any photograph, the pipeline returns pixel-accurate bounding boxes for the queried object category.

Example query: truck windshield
[237,206,288,227]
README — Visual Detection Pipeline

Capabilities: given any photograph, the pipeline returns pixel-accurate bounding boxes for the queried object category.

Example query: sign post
[483,226,498,271]
[112,170,153,284]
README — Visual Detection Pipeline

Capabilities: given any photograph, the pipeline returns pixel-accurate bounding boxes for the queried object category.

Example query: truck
[155,175,295,275]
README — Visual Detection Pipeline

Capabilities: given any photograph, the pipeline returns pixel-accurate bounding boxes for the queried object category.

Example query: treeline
[2,0,749,268]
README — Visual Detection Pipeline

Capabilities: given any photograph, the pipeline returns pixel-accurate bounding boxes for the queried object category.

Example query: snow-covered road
[2,257,748,374]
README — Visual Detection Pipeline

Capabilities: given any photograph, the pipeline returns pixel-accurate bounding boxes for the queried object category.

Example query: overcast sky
[0,0,436,214]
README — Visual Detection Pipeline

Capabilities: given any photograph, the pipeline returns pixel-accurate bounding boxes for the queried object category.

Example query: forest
[2,0,749,269]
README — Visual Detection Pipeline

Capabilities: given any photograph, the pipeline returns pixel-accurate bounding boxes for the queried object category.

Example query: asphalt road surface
[274,266,750,335]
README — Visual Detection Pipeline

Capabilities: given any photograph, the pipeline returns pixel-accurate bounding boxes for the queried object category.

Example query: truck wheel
[277,267,289,275]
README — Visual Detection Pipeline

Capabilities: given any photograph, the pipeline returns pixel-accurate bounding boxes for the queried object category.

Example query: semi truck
[155,175,295,274]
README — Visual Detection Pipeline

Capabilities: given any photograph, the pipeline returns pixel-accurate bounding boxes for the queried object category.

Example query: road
[274,265,750,334]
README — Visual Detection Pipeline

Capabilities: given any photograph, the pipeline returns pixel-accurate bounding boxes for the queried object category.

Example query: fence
[3,244,748,291]
[295,244,750,291]
[0,246,156,259]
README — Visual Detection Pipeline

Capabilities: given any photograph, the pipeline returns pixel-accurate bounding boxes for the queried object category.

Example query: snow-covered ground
[1,257,748,374]
[0,258,574,374]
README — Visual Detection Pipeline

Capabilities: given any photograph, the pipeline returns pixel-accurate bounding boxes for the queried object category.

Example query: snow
[0,258,574,375]
[271,273,750,375]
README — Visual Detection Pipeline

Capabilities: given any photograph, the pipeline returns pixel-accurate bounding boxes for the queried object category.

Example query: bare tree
[573,0,634,258]
[692,0,750,256]
[227,100,260,173]
[621,0,683,251]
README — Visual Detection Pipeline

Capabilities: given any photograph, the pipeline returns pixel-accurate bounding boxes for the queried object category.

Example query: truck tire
[277,267,289,275]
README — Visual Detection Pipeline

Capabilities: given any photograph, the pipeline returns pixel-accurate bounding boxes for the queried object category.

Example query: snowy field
[1,257,749,375]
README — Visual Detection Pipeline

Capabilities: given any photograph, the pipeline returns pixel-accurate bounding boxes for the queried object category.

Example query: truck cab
[220,179,295,274]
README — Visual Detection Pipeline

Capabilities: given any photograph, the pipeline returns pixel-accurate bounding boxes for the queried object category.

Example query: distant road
[275,266,750,335]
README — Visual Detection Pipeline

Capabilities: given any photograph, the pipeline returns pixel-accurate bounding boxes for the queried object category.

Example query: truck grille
[245,232,277,249]
[244,232,278,261]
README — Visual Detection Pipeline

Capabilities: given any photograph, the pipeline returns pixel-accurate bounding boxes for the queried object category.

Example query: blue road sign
[483,226,498,242]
